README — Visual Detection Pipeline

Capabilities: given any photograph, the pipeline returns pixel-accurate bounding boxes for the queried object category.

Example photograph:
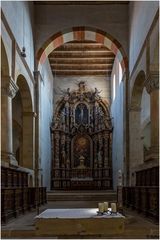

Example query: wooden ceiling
[48,41,115,76]
[34,1,129,5]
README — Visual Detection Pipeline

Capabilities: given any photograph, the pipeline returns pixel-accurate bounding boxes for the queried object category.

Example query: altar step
[47,190,117,202]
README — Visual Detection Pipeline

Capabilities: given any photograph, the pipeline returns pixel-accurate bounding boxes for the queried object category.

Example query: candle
[111,203,117,213]
[103,202,108,212]
[98,203,104,213]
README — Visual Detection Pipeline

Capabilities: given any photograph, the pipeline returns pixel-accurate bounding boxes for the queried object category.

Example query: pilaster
[1,76,19,167]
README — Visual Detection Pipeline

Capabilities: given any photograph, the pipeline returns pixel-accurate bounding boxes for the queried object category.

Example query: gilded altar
[51,82,112,190]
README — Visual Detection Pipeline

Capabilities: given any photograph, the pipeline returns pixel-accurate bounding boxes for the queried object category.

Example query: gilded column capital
[2,76,19,98]
[145,71,159,94]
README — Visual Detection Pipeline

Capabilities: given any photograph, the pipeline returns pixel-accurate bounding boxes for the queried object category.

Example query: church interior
[1,1,159,239]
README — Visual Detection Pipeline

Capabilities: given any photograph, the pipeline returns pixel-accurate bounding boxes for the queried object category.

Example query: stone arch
[15,75,35,170]
[129,70,151,186]
[16,74,33,112]
[1,39,10,78]
[1,39,18,166]
[37,26,128,73]
[130,70,146,109]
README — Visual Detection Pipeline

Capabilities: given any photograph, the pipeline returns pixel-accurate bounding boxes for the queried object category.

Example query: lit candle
[104,202,108,212]
[98,203,104,213]
[111,203,117,213]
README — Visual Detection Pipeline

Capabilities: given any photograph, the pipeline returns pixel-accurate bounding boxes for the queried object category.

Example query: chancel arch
[51,81,112,190]
[37,26,128,74]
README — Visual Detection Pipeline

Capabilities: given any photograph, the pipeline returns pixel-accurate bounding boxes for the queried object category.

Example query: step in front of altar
[47,190,117,201]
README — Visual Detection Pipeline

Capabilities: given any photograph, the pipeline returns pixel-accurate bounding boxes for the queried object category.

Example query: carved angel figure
[94,88,102,99]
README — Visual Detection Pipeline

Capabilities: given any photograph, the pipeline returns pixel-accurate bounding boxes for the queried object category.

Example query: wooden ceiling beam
[50,64,113,70]
[56,44,110,51]
[49,58,114,64]
[49,52,115,58]
[52,69,112,75]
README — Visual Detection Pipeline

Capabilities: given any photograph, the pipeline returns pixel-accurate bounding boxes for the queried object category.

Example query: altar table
[35,208,125,236]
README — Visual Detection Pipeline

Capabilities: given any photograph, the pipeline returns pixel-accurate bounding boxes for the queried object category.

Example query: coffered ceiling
[48,41,115,76]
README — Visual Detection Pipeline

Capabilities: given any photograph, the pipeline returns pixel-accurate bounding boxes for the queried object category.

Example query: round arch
[129,70,150,185]
[15,74,34,170]
[1,39,10,80]
[37,26,128,72]
[16,74,33,112]
[130,70,146,109]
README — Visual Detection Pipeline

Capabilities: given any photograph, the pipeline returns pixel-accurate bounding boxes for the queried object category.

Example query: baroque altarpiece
[51,82,113,190]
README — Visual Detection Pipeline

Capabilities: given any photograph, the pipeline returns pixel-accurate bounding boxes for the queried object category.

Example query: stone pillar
[34,71,42,187]
[1,76,19,167]
[129,107,144,185]
[22,112,36,169]
[144,71,159,160]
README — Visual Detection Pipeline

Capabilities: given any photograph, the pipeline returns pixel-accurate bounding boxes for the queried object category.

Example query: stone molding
[23,112,37,118]
[145,71,159,94]
[128,106,141,112]
[2,76,19,98]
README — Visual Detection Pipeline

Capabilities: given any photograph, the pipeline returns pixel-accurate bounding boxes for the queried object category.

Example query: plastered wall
[111,56,124,189]
[53,75,111,113]
[40,59,54,189]
[2,1,35,72]
[35,3,129,55]
[129,1,158,74]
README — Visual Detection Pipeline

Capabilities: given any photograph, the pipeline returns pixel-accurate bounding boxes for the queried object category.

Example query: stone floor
[1,201,159,239]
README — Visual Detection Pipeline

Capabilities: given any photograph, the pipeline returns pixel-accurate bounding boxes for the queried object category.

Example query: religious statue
[94,88,102,99]
[61,149,66,167]
[77,155,86,169]
[97,150,102,167]
[78,81,86,93]
[66,158,70,169]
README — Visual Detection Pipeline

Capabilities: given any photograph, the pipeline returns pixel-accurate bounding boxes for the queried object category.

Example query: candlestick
[111,203,117,213]
[104,202,108,212]
[98,203,104,213]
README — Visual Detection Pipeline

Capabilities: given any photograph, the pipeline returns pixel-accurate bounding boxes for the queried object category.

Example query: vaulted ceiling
[48,41,115,76]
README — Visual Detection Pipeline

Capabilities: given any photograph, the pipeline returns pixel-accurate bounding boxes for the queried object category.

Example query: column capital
[128,106,141,112]
[23,112,37,118]
[33,71,43,83]
[145,71,159,94]
[2,76,19,98]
